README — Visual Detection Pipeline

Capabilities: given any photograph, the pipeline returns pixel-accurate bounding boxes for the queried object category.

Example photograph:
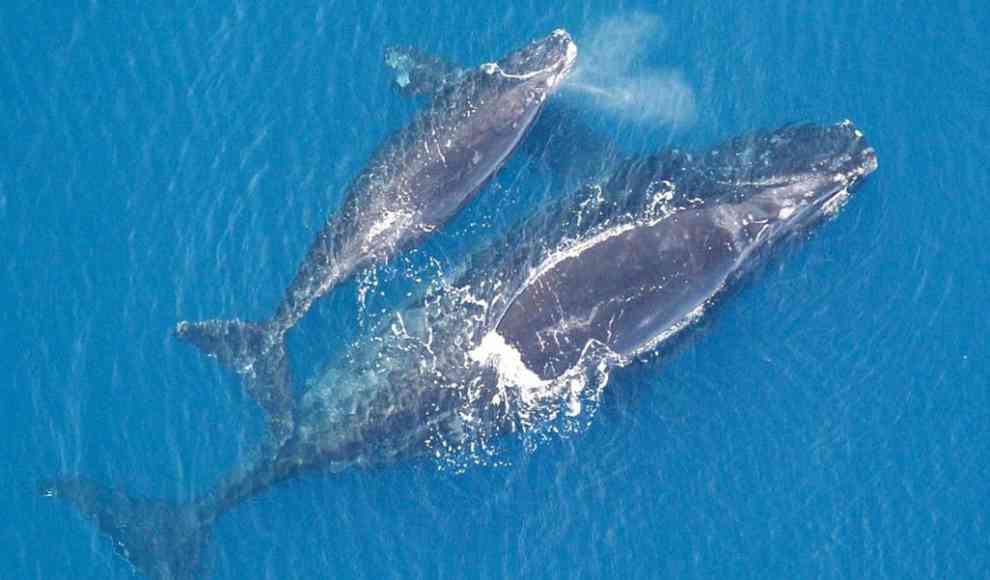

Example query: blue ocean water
[3,0,988,578]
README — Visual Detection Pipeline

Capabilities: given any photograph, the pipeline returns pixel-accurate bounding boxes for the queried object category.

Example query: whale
[384,42,620,182]
[175,30,578,442]
[491,122,878,380]
[41,121,876,579]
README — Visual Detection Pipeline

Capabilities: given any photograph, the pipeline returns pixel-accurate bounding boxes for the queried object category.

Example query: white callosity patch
[480,31,576,89]
[565,35,578,66]
[482,58,566,85]
[819,127,876,217]
[822,188,851,216]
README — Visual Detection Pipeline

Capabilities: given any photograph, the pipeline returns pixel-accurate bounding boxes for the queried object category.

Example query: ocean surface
[3,1,988,578]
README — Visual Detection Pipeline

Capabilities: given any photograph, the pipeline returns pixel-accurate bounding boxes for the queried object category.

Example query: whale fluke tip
[39,477,215,580]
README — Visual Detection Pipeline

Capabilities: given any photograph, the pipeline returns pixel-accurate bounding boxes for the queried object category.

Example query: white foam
[468,331,547,392]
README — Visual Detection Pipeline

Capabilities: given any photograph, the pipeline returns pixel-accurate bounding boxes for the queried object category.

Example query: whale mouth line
[480,31,577,89]
[482,53,574,84]
[806,152,876,218]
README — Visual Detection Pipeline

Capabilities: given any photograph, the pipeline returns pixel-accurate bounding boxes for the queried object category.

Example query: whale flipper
[39,478,214,580]
[384,45,466,97]
[174,319,270,373]
[175,319,295,443]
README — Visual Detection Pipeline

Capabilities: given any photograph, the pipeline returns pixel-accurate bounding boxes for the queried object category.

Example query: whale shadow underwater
[40,34,877,580]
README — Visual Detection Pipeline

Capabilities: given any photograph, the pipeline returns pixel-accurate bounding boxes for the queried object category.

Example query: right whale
[175,30,577,440]
[486,120,879,380]
[41,121,876,580]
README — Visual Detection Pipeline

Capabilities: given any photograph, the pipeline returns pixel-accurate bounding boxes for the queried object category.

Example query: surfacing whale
[175,30,577,442]
[385,42,622,182]
[42,121,876,579]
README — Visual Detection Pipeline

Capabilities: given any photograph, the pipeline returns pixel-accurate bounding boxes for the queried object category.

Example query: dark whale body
[42,122,876,579]
[496,122,878,379]
[175,30,577,441]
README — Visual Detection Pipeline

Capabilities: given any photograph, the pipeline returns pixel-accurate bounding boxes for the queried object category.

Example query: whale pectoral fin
[174,319,270,373]
[384,45,467,98]
[39,478,215,580]
[175,319,295,445]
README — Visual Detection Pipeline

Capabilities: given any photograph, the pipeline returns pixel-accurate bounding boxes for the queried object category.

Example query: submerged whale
[42,121,876,579]
[175,30,577,440]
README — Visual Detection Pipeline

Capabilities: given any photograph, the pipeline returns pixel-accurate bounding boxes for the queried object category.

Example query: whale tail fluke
[174,318,271,375]
[39,478,215,580]
[174,319,296,444]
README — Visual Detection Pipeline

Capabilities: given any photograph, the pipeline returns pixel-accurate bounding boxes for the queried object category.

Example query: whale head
[485,29,577,92]
[717,120,878,241]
